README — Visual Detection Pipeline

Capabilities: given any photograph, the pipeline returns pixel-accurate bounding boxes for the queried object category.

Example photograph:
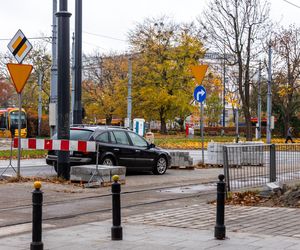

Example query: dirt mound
[210,185,300,208]
[277,187,300,207]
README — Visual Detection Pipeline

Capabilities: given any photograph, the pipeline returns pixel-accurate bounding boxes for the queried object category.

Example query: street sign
[194,85,206,103]
[7,63,33,93]
[191,65,208,84]
[7,29,32,64]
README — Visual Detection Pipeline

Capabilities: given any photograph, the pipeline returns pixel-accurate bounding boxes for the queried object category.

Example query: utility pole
[49,0,58,136]
[73,0,82,124]
[267,44,272,144]
[38,72,43,137]
[71,32,75,125]
[257,61,262,139]
[235,108,239,142]
[127,56,132,129]
[222,50,226,127]
[56,0,71,180]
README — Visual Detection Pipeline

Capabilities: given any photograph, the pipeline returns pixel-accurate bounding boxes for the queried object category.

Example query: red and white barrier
[13,138,97,152]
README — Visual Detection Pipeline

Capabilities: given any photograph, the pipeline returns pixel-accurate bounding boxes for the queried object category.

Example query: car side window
[128,132,148,147]
[109,131,117,144]
[112,131,130,145]
[95,132,109,143]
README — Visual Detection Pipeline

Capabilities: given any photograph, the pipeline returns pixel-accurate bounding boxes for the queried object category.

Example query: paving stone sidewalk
[0,220,300,250]
[125,204,300,238]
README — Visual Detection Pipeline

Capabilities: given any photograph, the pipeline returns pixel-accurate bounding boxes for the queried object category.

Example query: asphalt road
[0,159,55,177]
[0,157,222,232]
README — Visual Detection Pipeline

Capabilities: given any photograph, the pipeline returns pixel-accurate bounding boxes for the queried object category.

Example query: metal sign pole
[200,102,204,164]
[17,93,22,178]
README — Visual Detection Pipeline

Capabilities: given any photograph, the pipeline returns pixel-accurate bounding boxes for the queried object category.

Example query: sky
[0,0,300,55]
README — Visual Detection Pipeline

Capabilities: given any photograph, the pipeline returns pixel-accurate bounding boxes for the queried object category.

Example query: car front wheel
[101,156,115,166]
[153,156,167,175]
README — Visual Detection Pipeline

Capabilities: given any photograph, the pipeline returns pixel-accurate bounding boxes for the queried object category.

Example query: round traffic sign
[194,85,207,103]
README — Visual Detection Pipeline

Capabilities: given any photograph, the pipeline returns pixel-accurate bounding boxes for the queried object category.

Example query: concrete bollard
[30,181,44,250]
[111,175,123,240]
[214,174,226,240]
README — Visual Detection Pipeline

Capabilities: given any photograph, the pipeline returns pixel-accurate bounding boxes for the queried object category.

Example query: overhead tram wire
[0,36,52,41]
[0,31,125,43]
[1,31,127,52]
[82,31,127,42]
[282,0,300,8]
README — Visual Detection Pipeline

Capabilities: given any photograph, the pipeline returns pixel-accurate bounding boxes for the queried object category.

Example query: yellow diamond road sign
[7,29,32,64]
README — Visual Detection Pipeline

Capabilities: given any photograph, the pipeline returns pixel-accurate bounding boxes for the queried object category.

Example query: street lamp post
[223,52,226,127]
[127,55,132,130]
[266,44,272,144]
[257,61,262,139]
[56,0,71,179]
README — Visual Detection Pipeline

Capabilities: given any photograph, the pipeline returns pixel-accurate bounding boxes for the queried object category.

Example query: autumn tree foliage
[0,53,18,107]
[82,53,128,125]
[0,39,51,136]
[129,17,206,133]
[0,77,15,107]
[204,76,223,126]
[271,26,300,136]
[23,40,51,114]
[0,40,51,114]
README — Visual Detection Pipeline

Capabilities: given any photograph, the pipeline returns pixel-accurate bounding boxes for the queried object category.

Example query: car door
[110,130,136,168]
[94,131,112,161]
[127,131,156,170]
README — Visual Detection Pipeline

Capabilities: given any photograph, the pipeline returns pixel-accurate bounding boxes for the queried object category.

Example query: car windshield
[52,129,93,141]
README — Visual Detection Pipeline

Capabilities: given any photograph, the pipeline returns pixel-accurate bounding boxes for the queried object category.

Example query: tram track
[0,180,216,212]
[0,181,216,229]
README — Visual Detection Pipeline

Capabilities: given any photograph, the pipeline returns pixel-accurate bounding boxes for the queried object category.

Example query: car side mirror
[148,143,155,149]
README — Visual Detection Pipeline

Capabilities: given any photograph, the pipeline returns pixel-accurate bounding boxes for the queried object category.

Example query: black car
[46,126,171,175]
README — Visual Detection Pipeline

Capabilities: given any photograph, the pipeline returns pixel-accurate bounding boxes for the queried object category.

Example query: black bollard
[214,174,226,240]
[111,175,122,240]
[31,181,44,250]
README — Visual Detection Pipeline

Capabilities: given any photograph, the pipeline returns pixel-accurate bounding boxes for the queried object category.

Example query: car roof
[70,125,129,132]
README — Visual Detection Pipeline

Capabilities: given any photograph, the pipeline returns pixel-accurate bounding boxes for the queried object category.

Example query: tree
[0,52,18,106]
[82,53,128,124]
[205,76,223,126]
[0,39,51,114]
[23,40,51,114]
[0,77,15,107]
[129,17,206,133]
[199,0,272,140]
[271,25,300,136]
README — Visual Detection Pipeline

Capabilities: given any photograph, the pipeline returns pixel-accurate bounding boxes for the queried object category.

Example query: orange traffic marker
[7,63,33,93]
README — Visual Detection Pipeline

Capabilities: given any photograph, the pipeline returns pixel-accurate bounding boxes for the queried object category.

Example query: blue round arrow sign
[194,85,207,103]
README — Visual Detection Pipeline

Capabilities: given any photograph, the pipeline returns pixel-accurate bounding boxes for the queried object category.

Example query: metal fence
[223,143,300,191]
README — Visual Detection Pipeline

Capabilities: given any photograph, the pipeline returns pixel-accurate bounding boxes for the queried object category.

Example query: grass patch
[154,135,243,149]
[0,149,47,160]
[153,134,293,149]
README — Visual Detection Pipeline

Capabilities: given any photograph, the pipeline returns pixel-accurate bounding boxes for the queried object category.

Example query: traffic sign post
[194,86,207,165]
[6,64,33,178]
[200,102,204,163]
[7,30,33,179]
[194,86,208,166]
[192,65,208,164]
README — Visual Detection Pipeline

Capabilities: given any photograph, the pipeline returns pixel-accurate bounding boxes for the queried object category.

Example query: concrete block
[170,151,193,167]
[70,165,126,184]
